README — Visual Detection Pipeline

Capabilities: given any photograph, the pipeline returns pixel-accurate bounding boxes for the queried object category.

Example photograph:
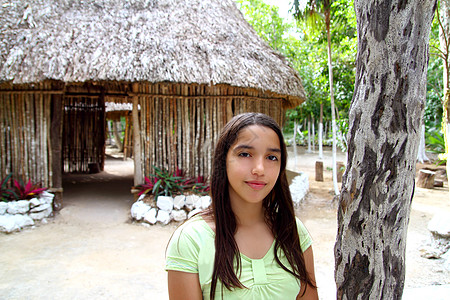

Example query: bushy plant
[1,173,17,202]
[13,178,48,200]
[184,175,210,195]
[426,128,445,154]
[1,174,47,202]
[135,166,210,199]
[151,166,185,198]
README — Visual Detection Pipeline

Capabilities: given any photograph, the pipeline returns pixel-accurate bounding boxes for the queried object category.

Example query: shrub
[1,173,17,202]
[135,166,210,199]
[1,174,47,202]
[13,178,48,200]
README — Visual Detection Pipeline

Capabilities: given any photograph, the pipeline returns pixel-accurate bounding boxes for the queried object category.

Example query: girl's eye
[238,152,251,158]
[267,155,278,161]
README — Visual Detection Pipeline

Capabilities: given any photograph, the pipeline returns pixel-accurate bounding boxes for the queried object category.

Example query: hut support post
[50,94,63,210]
[132,96,142,186]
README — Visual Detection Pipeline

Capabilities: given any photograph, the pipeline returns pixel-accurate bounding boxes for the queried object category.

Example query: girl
[166,113,318,299]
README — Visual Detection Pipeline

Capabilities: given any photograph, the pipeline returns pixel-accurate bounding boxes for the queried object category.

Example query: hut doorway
[62,95,106,174]
[61,95,135,214]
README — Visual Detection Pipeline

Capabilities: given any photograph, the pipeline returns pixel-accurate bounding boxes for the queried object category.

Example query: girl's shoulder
[171,215,215,245]
[294,217,313,251]
[166,214,215,267]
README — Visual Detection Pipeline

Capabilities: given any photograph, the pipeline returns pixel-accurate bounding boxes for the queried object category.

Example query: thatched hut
[0,0,306,206]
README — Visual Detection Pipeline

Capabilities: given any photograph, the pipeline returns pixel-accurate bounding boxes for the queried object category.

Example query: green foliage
[13,178,48,200]
[239,0,443,157]
[1,173,17,202]
[236,0,293,52]
[336,118,349,151]
[426,127,446,154]
[135,166,210,199]
[1,175,47,202]
[425,16,444,130]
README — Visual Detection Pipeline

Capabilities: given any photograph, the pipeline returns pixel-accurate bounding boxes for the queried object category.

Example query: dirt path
[0,148,449,299]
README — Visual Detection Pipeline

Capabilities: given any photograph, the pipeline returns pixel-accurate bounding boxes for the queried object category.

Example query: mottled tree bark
[334,1,436,299]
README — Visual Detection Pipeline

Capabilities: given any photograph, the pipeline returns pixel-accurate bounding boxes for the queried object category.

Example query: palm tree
[292,0,339,195]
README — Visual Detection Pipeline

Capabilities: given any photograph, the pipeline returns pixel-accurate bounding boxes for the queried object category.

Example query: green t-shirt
[165,216,313,300]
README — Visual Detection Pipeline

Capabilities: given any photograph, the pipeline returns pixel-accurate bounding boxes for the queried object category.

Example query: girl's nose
[251,157,264,175]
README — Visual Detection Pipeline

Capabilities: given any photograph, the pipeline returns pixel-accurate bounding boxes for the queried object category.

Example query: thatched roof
[0,0,306,105]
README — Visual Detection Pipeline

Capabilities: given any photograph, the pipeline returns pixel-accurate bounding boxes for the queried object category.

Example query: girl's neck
[231,202,266,227]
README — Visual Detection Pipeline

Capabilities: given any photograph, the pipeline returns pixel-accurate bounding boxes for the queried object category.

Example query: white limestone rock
[29,207,52,220]
[0,202,7,215]
[143,208,157,225]
[442,249,450,271]
[188,208,202,219]
[0,214,34,233]
[7,200,30,214]
[0,214,20,233]
[428,213,450,239]
[157,196,174,212]
[186,195,202,210]
[131,201,151,221]
[185,195,195,211]
[157,210,172,225]
[173,195,186,210]
[201,196,211,210]
[39,191,54,205]
[29,198,41,208]
[30,203,52,213]
[16,214,35,228]
[171,209,187,222]
[289,172,309,207]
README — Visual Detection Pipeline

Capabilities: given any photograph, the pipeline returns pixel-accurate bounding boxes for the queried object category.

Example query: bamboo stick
[132,93,142,185]
[162,95,167,170]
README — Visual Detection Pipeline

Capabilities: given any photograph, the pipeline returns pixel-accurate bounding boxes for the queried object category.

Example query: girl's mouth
[246,181,266,190]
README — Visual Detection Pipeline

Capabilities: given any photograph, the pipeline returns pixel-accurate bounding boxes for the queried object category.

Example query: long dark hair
[203,112,315,299]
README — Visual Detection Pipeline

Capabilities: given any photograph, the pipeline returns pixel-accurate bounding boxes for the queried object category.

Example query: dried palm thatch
[0,0,306,106]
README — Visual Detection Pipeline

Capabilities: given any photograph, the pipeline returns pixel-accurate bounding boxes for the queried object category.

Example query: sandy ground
[0,146,449,299]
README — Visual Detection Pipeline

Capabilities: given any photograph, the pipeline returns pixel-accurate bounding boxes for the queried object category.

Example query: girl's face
[226,125,281,209]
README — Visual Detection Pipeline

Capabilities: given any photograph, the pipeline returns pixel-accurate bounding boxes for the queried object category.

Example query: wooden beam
[50,93,63,210]
[132,94,142,186]
[0,90,64,94]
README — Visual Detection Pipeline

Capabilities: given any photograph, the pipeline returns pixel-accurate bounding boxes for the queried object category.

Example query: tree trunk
[417,124,429,163]
[417,169,436,189]
[312,115,316,152]
[307,117,312,153]
[334,1,436,299]
[315,160,324,182]
[113,121,123,152]
[319,102,324,159]
[325,7,339,196]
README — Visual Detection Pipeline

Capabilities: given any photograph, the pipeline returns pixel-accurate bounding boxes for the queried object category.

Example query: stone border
[0,191,54,233]
[131,194,211,225]
[131,174,309,226]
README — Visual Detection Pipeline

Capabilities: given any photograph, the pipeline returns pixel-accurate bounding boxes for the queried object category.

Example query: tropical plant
[136,176,158,196]
[292,0,341,195]
[135,166,210,199]
[1,173,17,202]
[149,166,185,199]
[12,178,48,200]
[426,127,446,154]
[184,175,210,195]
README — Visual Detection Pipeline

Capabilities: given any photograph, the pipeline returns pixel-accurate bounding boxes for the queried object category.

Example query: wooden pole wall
[134,83,285,185]
[0,92,52,187]
[62,95,105,173]
[1,82,288,188]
